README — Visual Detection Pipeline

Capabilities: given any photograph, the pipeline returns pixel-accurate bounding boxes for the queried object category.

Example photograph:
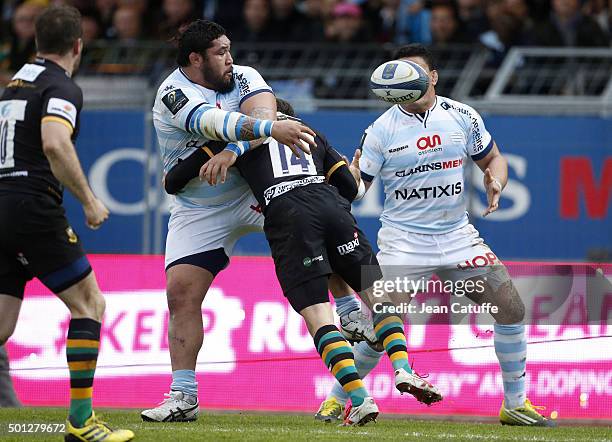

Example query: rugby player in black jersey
[164,98,443,425]
[0,6,133,441]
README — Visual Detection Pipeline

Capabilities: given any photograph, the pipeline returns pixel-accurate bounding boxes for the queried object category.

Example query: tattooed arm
[186,104,275,142]
[240,91,277,150]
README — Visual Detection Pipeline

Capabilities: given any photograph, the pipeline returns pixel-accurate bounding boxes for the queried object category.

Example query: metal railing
[71,42,612,115]
[470,47,612,116]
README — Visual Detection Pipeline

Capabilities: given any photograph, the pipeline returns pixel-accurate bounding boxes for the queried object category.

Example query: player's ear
[188,52,204,68]
[430,69,439,87]
[74,38,82,57]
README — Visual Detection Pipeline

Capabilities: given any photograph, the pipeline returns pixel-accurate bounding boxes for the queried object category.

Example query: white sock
[494,323,527,409]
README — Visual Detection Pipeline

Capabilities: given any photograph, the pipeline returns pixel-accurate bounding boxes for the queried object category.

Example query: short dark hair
[176,20,226,67]
[35,6,82,56]
[276,98,295,117]
[392,44,436,71]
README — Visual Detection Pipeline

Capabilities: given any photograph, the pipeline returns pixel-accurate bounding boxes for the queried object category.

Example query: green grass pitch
[0,408,611,441]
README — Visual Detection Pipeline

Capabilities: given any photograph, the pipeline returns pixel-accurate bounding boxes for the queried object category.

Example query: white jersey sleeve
[463,104,493,161]
[359,124,386,181]
[233,65,273,106]
[157,84,272,142]
[157,84,209,133]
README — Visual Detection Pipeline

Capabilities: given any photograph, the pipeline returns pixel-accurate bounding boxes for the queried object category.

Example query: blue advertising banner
[66,110,611,260]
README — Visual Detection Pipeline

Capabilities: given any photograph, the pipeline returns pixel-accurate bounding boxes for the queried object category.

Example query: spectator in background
[373,0,431,44]
[374,0,400,42]
[457,0,488,39]
[232,0,275,42]
[504,0,534,42]
[531,0,608,46]
[297,0,326,41]
[395,0,431,43]
[82,13,102,45]
[95,0,116,37]
[3,1,45,72]
[581,0,609,36]
[479,0,524,64]
[156,0,197,40]
[268,0,310,41]
[107,0,154,38]
[78,12,103,74]
[112,6,143,41]
[319,0,340,20]
[430,2,471,46]
[325,2,371,43]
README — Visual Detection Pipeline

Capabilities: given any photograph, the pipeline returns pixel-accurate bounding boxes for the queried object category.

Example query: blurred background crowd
[1,0,610,74]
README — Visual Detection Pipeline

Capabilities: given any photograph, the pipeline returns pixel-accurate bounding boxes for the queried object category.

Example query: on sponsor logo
[417,135,442,150]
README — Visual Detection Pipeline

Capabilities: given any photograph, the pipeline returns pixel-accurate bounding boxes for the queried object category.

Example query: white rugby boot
[395,367,443,405]
[343,397,379,426]
[141,391,199,422]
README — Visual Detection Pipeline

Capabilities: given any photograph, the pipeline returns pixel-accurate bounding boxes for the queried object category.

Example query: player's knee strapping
[494,323,527,409]
[313,324,368,406]
[373,304,412,373]
[66,318,101,427]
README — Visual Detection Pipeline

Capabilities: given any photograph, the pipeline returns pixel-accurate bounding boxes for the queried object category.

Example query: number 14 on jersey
[269,140,316,178]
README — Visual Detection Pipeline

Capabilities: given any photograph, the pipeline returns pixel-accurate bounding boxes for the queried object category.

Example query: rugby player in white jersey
[316,44,555,427]
[141,20,317,422]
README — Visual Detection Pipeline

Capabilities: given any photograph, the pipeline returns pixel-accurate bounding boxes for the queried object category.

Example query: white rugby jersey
[360,96,493,234]
[153,64,272,208]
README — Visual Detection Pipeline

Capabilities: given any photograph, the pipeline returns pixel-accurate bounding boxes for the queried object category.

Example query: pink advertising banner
[6,256,612,420]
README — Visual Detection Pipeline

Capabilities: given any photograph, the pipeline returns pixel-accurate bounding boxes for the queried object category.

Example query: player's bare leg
[464,266,554,426]
[141,264,212,422]
[56,272,106,321]
[0,294,22,407]
[165,264,213,372]
[0,295,21,346]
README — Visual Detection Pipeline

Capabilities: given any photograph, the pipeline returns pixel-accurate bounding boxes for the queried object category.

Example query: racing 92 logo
[416,135,442,155]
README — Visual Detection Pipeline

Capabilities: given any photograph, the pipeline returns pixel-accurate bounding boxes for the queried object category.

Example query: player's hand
[270,120,317,157]
[83,198,109,230]
[200,150,237,186]
[482,168,502,217]
[349,148,361,184]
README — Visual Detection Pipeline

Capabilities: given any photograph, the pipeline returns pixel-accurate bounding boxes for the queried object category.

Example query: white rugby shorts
[165,191,263,268]
[376,223,502,283]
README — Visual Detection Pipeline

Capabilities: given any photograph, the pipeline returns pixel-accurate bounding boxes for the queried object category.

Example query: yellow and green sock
[66,318,101,428]
[313,325,369,406]
[373,305,412,373]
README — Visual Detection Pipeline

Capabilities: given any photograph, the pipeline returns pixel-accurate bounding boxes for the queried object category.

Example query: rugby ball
[370,60,430,104]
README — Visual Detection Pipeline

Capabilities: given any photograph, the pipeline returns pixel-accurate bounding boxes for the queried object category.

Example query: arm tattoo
[250,106,275,120]
[239,118,257,140]
[248,106,276,149]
